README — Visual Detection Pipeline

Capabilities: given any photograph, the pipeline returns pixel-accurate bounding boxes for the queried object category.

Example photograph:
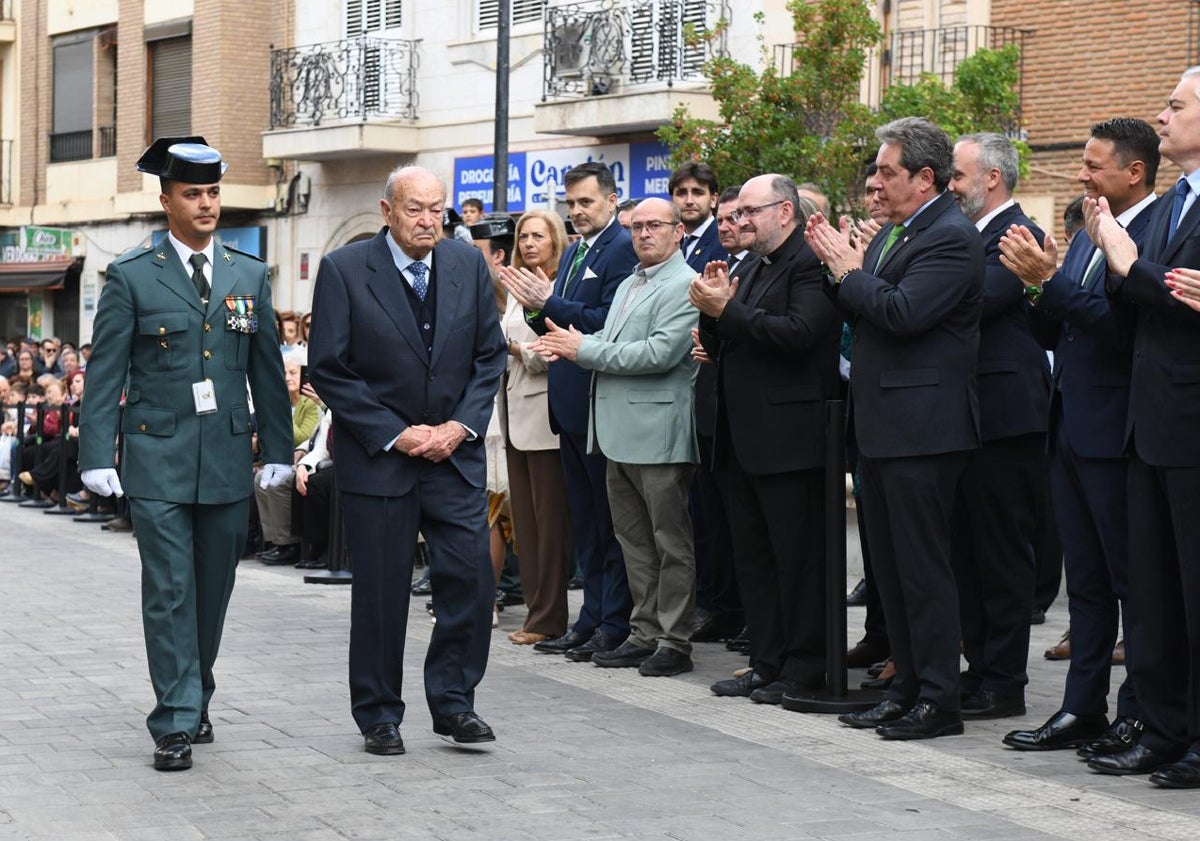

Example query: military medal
[224,295,258,333]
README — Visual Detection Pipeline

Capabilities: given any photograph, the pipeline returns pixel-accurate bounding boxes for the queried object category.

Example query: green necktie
[875,224,905,271]
[562,241,589,297]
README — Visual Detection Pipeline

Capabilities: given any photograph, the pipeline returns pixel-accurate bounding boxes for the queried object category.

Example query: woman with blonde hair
[497,210,573,645]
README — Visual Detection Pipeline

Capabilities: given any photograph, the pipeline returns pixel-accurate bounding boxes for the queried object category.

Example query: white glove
[81,468,125,498]
[258,463,293,489]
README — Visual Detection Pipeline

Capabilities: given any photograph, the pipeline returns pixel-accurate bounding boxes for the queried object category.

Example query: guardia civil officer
[79,137,292,771]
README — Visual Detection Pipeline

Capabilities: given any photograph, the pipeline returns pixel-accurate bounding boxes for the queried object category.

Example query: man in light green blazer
[79,138,291,771]
[534,198,699,677]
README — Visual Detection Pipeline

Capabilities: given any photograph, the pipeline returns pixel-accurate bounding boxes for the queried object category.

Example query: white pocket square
[583,267,599,280]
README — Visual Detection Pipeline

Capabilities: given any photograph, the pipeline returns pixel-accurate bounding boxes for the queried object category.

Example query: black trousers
[693,433,742,624]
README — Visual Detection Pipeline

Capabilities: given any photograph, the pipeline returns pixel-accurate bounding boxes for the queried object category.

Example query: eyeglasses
[730,200,786,223]
[629,220,677,235]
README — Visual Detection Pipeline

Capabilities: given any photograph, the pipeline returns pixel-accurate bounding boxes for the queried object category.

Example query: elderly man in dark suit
[308,166,506,755]
[693,173,841,705]
[503,162,637,663]
[80,137,292,771]
[1084,67,1200,786]
[807,117,983,740]
[944,132,1051,720]
[999,118,1160,761]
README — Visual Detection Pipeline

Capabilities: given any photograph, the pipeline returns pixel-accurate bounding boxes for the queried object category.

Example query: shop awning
[0,258,79,291]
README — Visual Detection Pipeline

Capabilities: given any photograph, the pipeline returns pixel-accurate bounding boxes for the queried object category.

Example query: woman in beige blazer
[500,210,573,644]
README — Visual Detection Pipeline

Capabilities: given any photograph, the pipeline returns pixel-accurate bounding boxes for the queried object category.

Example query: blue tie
[1168,178,1191,245]
[409,261,428,301]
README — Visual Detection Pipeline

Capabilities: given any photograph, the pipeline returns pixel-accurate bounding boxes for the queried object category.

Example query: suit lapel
[364,232,428,363]
[429,242,463,368]
[152,245,205,313]
[1162,184,1200,263]
[206,243,238,320]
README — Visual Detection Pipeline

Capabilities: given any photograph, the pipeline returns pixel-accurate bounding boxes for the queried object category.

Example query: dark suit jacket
[834,191,984,459]
[307,228,506,495]
[684,222,729,437]
[975,204,1050,441]
[1108,182,1200,467]
[528,219,637,436]
[1031,201,1155,459]
[698,226,840,474]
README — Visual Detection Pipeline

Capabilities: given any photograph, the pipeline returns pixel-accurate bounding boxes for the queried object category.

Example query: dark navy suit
[1107,180,1200,757]
[1029,198,1154,723]
[953,203,1051,700]
[308,228,505,733]
[528,219,637,639]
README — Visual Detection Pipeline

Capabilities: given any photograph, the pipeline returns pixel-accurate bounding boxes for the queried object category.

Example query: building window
[149,36,193,139]
[346,0,402,36]
[477,0,544,30]
[50,34,94,163]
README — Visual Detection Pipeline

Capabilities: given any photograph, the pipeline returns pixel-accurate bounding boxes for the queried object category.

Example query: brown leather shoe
[1111,639,1125,665]
[1044,629,1070,661]
[846,638,889,669]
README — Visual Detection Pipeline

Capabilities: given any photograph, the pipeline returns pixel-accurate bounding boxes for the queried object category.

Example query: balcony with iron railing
[263,35,421,161]
[534,0,730,136]
[48,126,118,164]
[774,25,1029,120]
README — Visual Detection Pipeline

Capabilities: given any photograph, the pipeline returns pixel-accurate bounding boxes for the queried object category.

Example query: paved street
[1,501,1198,841]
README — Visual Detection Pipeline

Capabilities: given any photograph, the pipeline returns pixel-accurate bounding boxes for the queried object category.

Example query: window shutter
[478,0,543,30]
[152,37,193,138]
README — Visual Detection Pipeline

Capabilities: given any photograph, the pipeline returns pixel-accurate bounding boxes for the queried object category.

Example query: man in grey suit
[533,198,700,677]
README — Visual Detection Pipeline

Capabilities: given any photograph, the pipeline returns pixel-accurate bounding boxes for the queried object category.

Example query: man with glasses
[40,338,63,375]
[691,174,841,704]
[533,198,700,677]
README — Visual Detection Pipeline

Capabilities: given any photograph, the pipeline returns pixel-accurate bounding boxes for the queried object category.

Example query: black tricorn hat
[469,215,516,241]
[136,136,229,183]
[442,207,463,231]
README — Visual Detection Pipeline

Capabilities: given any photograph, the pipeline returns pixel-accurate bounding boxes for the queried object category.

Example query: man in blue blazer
[308,166,506,755]
[504,162,638,662]
[1085,69,1200,785]
[1000,118,1159,760]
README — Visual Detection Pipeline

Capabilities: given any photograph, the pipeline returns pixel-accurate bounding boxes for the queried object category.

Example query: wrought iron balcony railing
[775,25,1029,115]
[543,0,730,99]
[269,36,420,129]
[49,130,92,163]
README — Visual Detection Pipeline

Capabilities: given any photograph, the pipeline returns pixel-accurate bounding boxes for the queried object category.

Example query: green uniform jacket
[79,241,291,504]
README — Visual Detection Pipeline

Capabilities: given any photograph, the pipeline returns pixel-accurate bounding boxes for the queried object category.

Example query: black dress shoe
[846,578,867,606]
[846,638,889,669]
[838,699,907,729]
[638,647,693,677]
[876,700,964,740]
[725,626,751,652]
[1077,717,1144,759]
[691,610,743,643]
[1030,607,1046,625]
[364,722,405,755]
[751,678,808,706]
[591,639,655,668]
[410,571,433,596]
[1150,750,1200,788]
[1003,709,1109,751]
[1087,742,1181,775]
[260,544,301,565]
[532,628,590,654]
[710,670,772,697]
[153,732,192,771]
[295,556,328,570]
[564,630,621,662]
[432,711,495,744]
[193,710,214,744]
[102,515,133,532]
[961,689,1026,720]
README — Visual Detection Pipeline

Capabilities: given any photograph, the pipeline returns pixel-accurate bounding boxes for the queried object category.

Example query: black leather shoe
[638,647,693,677]
[724,626,751,652]
[1150,750,1200,788]
[564,630,621,662]
[1087,743,1180,775]
[846,578,867,607]
[260,544,301,565]
[591,639,655,668]
[153,732,192,771]
[433,711,495,744]
[295,556,328,570]
[751,678,806,706]
[193,710,214,744]
[532,628,591,654]
[363,722,405,755]
[838,699,907,729]
[691,610,743,643]
[1003,710,1109,751]
[846,638,889,669]
[961,689,1026,720]
[1077,717,1144,758]
[876,700,964,740]
[410,571,432,596]
[102,515,133,532]
[711,670,771,697]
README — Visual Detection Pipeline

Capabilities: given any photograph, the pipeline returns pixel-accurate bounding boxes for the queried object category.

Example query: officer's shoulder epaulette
[222,244,266,262]
[112,244,157,264]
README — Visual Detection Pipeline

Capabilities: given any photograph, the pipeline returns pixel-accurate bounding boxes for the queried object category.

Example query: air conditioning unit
[552,17,596,79]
